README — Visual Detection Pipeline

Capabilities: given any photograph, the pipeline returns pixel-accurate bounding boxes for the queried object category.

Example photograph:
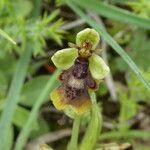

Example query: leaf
[0,44,33,149]
[128,29,150,69]
[0,71,8,99]
[0,29,16,45]
[13,106,39,130]
[73,0,150,29]
[65,0,150,91]
[12,0,33,18]
[21,75,51,106]
[30,118,50,139]
[119,93,137,131]
[0,54,16,75]
[127,69,150,102]
[4,126,14,150]
[114,29,150,71]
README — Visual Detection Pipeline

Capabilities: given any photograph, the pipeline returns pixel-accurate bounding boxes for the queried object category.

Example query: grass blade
[65,0,150,91]
[73,0,150,29]
[14,69,61,150]
[0,29,16,45]
[0,44,32,149]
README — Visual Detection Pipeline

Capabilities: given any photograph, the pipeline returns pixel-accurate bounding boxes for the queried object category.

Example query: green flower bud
[51,48,78,70]
[76,28,100,50]
[89,54,110,80]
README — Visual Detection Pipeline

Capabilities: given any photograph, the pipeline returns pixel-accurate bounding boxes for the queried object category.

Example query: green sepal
[89,54,110,80]
[76,28,100,50]
[51,48,78,70]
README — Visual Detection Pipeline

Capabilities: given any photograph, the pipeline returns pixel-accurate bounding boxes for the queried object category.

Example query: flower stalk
[67,115,81,150]
[79,91,102,150]
[50,28,109,150]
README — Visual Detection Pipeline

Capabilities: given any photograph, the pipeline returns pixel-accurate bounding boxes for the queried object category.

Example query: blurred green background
[0,0,150,150]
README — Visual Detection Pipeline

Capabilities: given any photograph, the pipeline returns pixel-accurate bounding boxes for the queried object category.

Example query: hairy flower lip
[50,84,92,115]
[72,58,89,79]
[50,58,97,115]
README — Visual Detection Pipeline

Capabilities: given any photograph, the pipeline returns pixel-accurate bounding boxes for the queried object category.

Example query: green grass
[0,43,32,149]
[73,0,150,29]
[0,29,16,44]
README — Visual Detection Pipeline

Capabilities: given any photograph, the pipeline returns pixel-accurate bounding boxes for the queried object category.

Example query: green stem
[80,91,102,150]
[67,115,81,150]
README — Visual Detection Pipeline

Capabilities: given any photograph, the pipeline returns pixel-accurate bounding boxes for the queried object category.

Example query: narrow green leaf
[21,75,51,106]
[30,118,50,139]
[0,29,16,45]
[73,0,150,29]
[65,0,150,91]
[14,69,61,150]
[4,126,14,150]
[13,106,39,130]
[0,44,32,149]
[31,0,41,18]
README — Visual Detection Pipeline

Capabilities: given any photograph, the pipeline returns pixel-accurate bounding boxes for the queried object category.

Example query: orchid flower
[50,28,109,115]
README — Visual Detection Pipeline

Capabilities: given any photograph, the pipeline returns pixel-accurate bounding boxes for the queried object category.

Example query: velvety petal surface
[50,85,92,115]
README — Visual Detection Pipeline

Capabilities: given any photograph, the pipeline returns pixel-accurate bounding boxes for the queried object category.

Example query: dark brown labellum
[58,57,97,103]
[72,58,88,79]
[65,86,84,100]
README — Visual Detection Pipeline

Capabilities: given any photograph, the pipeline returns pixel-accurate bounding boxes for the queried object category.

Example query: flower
[50,28,110,115]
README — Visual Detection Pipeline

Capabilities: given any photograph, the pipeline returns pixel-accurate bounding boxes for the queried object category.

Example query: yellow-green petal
[76,28,100,50]
[89,54,110,80]
[71,99,91,115]
[50,88,66,110]
[51,48,78,70]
